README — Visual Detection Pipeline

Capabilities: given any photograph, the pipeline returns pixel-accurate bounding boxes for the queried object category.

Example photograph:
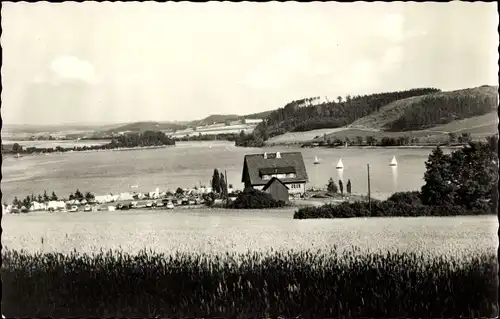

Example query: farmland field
[2,209,497,257]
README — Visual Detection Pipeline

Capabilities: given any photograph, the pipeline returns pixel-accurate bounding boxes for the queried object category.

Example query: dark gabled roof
[262,177,289,191]
[242,152,309,186]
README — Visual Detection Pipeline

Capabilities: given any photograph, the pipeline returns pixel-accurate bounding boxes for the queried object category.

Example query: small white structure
[29,201,46,211]
[336,159,344,169]
[67,199,80,206]
[47,200,66,210]
[390,156,398,167]
[118,192,134,201]
[314,156,320,164]
[95,194,115,204]
[2,204,12,214]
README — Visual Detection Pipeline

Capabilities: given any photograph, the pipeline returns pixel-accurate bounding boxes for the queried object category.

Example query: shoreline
[262,143,465,149]
[3,144,174,158]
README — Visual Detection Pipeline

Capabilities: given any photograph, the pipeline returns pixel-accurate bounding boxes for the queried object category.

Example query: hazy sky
[1,2,498,125]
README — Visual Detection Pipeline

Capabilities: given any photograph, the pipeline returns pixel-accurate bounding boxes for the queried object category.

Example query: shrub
[2,248,497,318]
[388,191,422,205]
[326,178,338,194]
[228,188,285,209]
[294,200,493,219]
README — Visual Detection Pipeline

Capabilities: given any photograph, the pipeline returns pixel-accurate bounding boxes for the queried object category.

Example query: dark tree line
[109,131,175,148]
[386,88,497,131]
[175,133,239,142]
[2,131,175,155]
[237,88,439,147]
[235,130,265,147]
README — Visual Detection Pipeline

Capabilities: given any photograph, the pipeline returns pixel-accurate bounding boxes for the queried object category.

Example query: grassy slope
[268,86,498,145]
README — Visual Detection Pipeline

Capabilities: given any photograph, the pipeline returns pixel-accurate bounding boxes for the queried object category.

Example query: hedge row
[294,191,493,219]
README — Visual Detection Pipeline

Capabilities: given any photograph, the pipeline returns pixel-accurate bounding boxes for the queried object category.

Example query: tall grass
[2,247,498,318]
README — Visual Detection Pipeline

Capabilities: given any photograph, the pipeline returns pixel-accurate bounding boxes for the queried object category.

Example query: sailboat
[336,159,344,169]
[313,156,321,164]
[390,156,398,167]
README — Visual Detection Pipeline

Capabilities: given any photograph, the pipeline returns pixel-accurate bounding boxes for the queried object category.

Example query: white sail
[390,156,398,166]
[314,156,320,164]
[336,159,344,169]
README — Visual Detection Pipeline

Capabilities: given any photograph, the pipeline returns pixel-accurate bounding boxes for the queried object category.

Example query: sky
[1,2,498,125]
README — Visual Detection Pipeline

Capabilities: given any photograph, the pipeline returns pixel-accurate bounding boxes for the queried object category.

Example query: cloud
[243,47,314,89]
[48,55,99,84]
[244,69,278,90]
[376,13,405,42]
[382,46,404,68]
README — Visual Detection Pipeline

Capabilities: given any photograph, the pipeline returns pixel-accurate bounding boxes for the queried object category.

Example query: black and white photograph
[1,2,498,318]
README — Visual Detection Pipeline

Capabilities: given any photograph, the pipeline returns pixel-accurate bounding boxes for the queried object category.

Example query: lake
[1,141,442,203]
[2,209,497,257]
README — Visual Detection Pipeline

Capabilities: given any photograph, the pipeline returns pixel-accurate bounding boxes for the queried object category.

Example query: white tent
[29,201,46,211]
[118,192,134,201]
[47,201,66,210]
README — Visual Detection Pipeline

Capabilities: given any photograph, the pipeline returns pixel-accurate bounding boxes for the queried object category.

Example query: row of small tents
[313,156,398,168]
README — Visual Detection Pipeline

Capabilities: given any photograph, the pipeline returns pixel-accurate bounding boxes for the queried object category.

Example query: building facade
[241,151,309,196]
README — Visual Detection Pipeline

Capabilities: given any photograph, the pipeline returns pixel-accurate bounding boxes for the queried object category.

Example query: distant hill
[193,114,241,127]
[102,110,271,135]
[3,123,124,134]
[192,111,272,127]
[105,121,188,133]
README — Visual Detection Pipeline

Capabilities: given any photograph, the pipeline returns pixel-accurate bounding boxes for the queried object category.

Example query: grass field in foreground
[2,247,498,318]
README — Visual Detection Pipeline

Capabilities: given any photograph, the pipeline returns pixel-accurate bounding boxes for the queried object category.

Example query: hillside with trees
[236,85,497,147]
[385,86,498,131]
[236,88,440,146]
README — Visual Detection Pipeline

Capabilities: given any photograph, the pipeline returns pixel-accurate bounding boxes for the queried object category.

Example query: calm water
[2,210,497,256]
[2,141,443,202]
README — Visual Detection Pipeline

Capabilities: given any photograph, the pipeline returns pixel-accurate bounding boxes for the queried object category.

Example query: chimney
[276,152,281,158]
[263,152,267,159]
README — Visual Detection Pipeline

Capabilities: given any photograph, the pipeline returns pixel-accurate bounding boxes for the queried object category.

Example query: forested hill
[252,88,440,139]
[384,85,498,131]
